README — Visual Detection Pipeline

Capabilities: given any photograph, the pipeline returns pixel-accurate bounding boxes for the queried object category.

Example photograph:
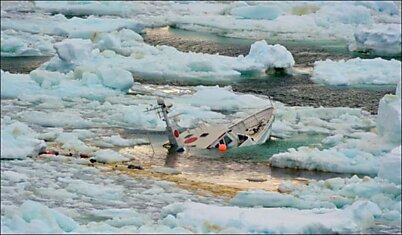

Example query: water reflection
[270,167,356,182]
[120,130,356,191]
[164,146,179,168]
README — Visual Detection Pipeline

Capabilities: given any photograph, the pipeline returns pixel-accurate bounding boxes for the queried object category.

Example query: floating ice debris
[1,200,78,234]
[349,23,401,56]
[1,29,55,57]
[270,145,382,175]
[65,178,125,200]
[315,4,372,26]
[92,149,128,164]
[161,200,382,233]
[232,175,401,226]
[312,58,401,86]
[230,190,328,209]
[96,67,134,92]
[270,87,401,175]
[377,83,402,144]
[20,111,93,129]
[245,40,295,69]
[378,146,402,185]
[356,1,401,16]
[1,119,46,159]
[271,103,376,138]
[56,132,98,154]
[1,1,35,13]
[1,69,130,100]
[54,38,93,63]
[2,171,29,183]
[44,37,295,81]
[230,5,282,20]
[167,1,400,42]
[1,14,144,38]
[3,1,400,46]
[172,86,270,112]
[35,1,141,17]
[92,29,143,56]
[98,135,149,147]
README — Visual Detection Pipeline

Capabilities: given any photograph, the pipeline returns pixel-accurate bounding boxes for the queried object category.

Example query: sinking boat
[150,98,275,152]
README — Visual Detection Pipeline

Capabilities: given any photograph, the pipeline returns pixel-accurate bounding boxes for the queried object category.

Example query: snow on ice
[312,58,401,86]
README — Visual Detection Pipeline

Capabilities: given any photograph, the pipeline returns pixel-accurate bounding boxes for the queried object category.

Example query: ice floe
[172,85,270,112]
[349,23,401,56]
[3,1,400,52]
[20,110,93,129]
[269,126,398,175]
[271,103,376,138]
[5,193,385,233]
[167,1,401,42]
[1,158,225,233]
[1,200,78,234]
[96,134,149,148]
[35,1,142,18]
[1,118,46,159]
[53,38,93,63]
[270,83,401,175]
[161,200,382,234]
[232,175,401,227]
[230,4,282,20]
[378,145,402,185]
[1,69,129,100]
[1,29,55,57]
[1,14,144,38]
[43,36,294,81]
[33,1,226,21]
[56,132,97,154]
[377,84,402,144]
[92,149,128,163]
[312,58,401,86]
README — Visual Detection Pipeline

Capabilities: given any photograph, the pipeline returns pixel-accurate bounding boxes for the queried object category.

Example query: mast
[157,98,178,148]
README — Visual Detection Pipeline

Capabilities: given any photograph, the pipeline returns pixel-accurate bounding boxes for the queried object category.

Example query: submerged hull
[178,106,275,150]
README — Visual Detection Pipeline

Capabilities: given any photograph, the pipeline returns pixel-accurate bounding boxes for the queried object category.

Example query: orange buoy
[218,144,227,152]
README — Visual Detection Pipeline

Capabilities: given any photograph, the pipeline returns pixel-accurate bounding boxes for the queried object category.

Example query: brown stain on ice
[99,162,242,198]
[44,143,306,198]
